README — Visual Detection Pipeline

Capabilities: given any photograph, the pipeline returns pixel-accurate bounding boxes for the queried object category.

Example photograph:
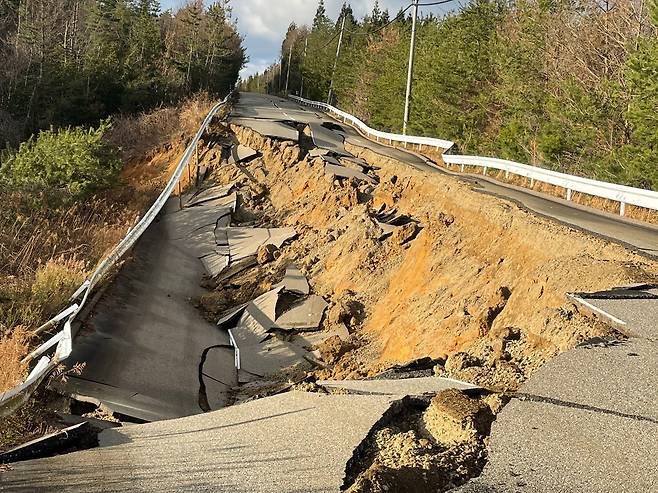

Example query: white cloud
[233,0,407,77]
[239,59,273,79]
[233,0,317,41]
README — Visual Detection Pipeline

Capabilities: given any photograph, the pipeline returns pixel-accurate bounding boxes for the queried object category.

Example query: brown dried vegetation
[0,95,213,393]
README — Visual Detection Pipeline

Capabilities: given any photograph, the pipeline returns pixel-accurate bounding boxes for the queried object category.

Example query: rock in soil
[257,244,278,265]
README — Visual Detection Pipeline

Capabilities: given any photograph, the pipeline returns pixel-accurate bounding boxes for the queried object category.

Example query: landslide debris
[342,390,500,493]
[186,114,657,489]
[207,123,656,394]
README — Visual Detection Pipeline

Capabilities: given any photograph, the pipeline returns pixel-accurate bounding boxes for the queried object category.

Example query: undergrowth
[0,121,121,203]
[0,93,213,394]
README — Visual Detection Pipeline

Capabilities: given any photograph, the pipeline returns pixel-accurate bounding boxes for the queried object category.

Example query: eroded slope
[208,123,657,391]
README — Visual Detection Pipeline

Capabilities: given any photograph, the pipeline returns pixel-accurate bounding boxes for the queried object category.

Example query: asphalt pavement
[231,92,658,258]
[0,392,395,492]
[455,336,658,493]
[57,197,237,422]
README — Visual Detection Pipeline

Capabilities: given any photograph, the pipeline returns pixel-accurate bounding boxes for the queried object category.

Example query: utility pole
[403,0,419,135]
[285,42,293,94]
[327,13,346,105]
[300,37,308,97]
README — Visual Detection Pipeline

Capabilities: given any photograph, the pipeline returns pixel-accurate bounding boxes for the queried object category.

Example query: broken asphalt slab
[0,423,93,465]
[229,144,258,165]
[0,392,397,493]
[163,203,234,240]
[185,183,236,207]
[54,211,233,422]
[308,121,352,157]
[455,336,658,493]
[221,227,296,262]
[324,163,378,185]
[219,285,328,381]
[274,295,329,330]
[569,288,658,339]
[274,264,310,295]
[228,117,299,141]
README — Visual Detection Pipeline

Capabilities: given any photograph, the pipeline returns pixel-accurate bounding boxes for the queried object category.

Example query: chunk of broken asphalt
[274,264,310,295]
[229,144,259,164]
[275,295,329,330]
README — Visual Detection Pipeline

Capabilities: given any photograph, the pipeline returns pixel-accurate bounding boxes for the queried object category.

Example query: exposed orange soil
[225,125,658,390]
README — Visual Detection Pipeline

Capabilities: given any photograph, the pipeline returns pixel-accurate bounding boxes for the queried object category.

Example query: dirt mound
[210,124,657,392]
[343,391,497,493]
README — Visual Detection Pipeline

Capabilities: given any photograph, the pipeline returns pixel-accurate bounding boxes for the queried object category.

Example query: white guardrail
[0,93,232,414]
[291,95,658,216]
[290,95,454,151]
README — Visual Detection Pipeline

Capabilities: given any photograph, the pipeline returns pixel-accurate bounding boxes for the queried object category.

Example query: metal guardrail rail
[442,155,658,216]
[0,93,232,414]
[290,95,455,151]
[291,96,658,216]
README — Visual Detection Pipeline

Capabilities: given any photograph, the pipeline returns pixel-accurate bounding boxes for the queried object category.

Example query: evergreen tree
[312,0,330,30]
[0,0,245,141]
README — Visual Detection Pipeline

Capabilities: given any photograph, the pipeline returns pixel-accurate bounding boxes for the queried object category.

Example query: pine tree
[312,0,330,30]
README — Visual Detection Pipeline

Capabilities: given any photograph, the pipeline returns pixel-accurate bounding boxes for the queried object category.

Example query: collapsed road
[2,92,658,492]
[234,93,658,257]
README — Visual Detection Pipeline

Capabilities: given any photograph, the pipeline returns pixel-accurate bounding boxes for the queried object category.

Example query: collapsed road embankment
[214,116,657,392]
[3,93,658,493]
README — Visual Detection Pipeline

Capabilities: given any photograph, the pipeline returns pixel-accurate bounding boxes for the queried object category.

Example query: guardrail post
[483,166,488,175]
[566,189,572,201]
[178,181,183,210]
[461,164,465,173]
[530,178,535,187]
[505,170,509,179]
[620,202,626,216]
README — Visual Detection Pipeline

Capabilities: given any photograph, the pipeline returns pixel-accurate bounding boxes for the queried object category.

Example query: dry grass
[107,92,213,163]
[0,328,29,391]
[31,258,88,316]
[0,92,215,394]
[0,388,59,451]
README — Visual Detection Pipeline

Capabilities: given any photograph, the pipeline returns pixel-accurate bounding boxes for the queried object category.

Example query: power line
[318,29,342,51]
[417,0,460,5]
[343,0,460,38]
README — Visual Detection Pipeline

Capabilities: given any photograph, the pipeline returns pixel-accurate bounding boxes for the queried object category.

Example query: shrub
[0,120,121,201]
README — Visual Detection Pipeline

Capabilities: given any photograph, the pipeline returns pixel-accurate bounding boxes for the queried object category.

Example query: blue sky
[160,1,460,78]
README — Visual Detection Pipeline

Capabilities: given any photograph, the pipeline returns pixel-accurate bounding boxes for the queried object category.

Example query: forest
[0,0,245,146]
[242,0,658,190]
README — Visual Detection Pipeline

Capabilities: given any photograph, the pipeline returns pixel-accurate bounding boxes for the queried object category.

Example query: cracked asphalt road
[58,197,236,422]
[232,92,658,492]
[0,392,396,493]
[232,92,658,258]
